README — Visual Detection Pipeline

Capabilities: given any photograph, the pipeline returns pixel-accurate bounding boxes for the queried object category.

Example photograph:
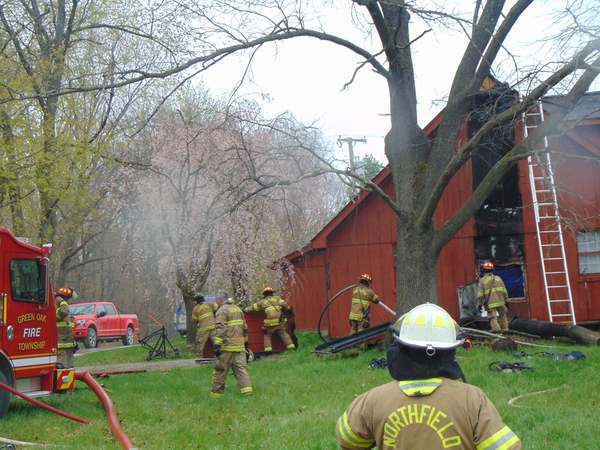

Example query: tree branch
[419,39,600,230]
[474,0,534,84]
[33,28,393,98]
[433,52,600,253]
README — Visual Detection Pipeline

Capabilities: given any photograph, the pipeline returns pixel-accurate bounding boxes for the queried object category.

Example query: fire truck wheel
[84,327,98,348]
[0,370,10,418]
[122,326,134,346]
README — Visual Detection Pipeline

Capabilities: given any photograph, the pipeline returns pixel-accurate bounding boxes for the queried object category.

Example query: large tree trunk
[183,293,196,345]
[395,224,438,314]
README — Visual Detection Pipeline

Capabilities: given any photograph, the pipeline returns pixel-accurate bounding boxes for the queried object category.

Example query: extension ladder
[524,102,576,324]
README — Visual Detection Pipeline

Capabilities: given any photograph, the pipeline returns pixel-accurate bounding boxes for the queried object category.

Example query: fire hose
[316,284,397,342]
[75,371,137,450]
[0,380,88,424]
[0,372,136,450]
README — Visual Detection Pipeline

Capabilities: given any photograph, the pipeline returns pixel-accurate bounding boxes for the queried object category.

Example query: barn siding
[284,116,600,336]
[286,250,327,331]
[521,127,600,322]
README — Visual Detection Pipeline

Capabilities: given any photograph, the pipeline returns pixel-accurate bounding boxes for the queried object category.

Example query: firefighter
[245,287,295,353]
[336,303,522,450]
[55,286,77,368]
[349,274,380,334]
[210,298,253,397]
[477,261,509,333]
[191,293,218,358]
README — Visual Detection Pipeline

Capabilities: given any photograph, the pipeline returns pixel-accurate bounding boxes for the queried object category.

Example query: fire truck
[0,227,75,417]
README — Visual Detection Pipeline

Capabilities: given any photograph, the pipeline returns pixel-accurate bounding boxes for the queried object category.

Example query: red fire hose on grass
[0,379,88,424]
[0,372,136,450]
[75,371,137,450]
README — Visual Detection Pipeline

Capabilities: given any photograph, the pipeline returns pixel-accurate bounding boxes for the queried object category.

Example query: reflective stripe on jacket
[56,300,75,344]
[213,299,247,352]
[249,295,291,327]
[336,377,521,450]
[349,286,379,322]
[192,302,218,333]
[477,274,508,309]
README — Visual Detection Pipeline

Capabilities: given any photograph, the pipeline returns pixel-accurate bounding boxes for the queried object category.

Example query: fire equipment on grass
[489,361,533,373]
[139,315,179,360]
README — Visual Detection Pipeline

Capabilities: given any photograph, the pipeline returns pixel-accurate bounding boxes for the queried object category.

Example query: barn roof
[283,110,445,262]
[284,91,600,263]
[543,91,600,122]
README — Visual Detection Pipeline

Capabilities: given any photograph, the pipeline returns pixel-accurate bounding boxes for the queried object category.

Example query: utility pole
[337,136,367,172]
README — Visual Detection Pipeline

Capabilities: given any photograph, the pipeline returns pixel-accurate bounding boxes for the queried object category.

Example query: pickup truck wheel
[84,327,98,348]
[122,326,135,346]
[0,370,11,418]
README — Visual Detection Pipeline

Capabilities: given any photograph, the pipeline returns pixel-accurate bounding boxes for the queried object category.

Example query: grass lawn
[75,335,194,366]
[2,333,599,449]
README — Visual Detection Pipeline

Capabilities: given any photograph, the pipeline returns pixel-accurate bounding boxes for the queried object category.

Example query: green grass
[75,336,194,366]
[2,333,599,449]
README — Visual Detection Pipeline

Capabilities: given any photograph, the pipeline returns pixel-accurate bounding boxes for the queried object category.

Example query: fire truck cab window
[10,259,45,303]
[103,304,116,315]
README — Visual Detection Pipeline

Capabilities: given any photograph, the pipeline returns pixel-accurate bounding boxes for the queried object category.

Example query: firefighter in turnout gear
[55,286,77,368]
[349,274,380,334]
[336,303,522,450]
[245,287,295,352]
[191,294,218,358]
[210,297,253,397]
[477,261,509,333]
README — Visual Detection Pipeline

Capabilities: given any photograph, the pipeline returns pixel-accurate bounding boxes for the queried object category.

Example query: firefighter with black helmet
[349,274,380,334]
[245,287,295,353]
[477,261,509,332]
[191,293,218,358]
[55,286,76,368]
[336,303,522,450]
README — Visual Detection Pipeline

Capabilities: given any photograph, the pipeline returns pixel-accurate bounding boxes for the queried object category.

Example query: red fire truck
[0,227,75,417]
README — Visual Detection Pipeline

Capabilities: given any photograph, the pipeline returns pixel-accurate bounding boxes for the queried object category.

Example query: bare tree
[5,1,599,314]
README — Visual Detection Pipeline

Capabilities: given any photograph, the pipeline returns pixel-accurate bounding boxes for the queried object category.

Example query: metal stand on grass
[139,315,179,360]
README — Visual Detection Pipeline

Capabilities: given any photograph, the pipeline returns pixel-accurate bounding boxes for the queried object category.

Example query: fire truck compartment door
[3,256,54,371]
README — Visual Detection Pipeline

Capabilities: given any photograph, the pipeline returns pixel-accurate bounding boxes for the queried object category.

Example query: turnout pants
[211,351,253,396]
[195,329,216,358]
[264,324,295,352]
[488,305,509,332]
[349,319,368,335]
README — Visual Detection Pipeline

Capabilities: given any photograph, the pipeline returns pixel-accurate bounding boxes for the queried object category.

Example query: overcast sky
[199,1,594,164]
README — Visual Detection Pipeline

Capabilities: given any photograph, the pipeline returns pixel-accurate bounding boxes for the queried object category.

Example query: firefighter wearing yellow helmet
[477,261,509,332]
[55,286,77,368]
[336,303,522,450]
[348,274,380,334]
[244,287,295,353]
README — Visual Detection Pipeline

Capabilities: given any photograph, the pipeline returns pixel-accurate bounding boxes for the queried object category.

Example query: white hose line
[508,385,567,408]
[378,301,397,317]
[0,436,46,446]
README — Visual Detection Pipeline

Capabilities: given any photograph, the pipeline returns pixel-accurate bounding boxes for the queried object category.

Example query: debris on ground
[489,361,533,373]
[513,350,586,361]
[368,357,387,369]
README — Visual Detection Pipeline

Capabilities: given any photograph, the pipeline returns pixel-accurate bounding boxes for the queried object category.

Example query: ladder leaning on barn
[523,101,576,324]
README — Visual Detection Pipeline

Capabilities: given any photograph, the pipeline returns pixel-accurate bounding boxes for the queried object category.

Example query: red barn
[282,92,600,337]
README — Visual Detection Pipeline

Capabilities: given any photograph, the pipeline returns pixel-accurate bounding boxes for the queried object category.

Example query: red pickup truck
[69,301,139,348]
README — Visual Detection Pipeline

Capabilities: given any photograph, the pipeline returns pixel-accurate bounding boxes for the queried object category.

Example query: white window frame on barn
[577,230,600,275]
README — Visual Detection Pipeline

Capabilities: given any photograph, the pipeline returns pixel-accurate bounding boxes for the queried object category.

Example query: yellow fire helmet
[390,303,463,355]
